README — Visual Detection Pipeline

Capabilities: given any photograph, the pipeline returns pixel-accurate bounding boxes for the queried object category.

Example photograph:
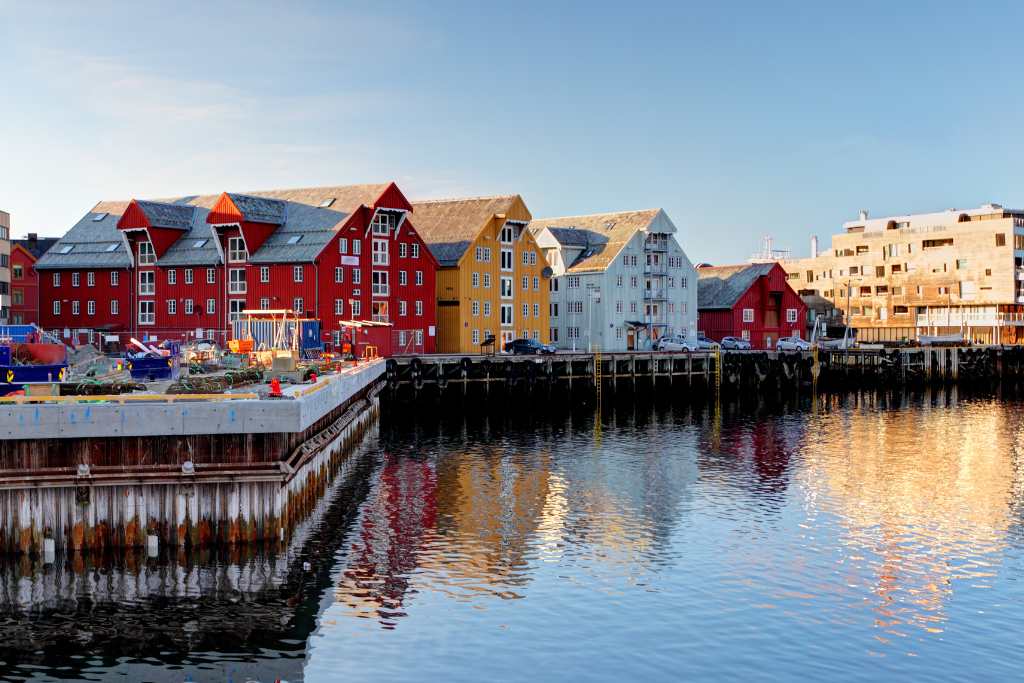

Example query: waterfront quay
[0,360,384,555]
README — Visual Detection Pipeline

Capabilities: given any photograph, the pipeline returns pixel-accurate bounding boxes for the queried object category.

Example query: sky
[2,1,1024,264]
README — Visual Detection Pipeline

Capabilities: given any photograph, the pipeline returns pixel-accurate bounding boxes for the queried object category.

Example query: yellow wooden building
[410,195,551,353]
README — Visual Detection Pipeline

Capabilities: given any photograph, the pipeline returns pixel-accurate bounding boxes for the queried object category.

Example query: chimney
[810,235,819,259]
[27,232,37,244]
[858,209,868,221]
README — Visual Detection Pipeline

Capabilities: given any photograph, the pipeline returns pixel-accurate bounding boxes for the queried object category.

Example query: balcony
[644,289,668,301]
[644,262,667,276]
[644,237,669,253]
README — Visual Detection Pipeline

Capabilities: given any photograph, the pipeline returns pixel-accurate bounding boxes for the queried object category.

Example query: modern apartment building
[530,209,697,351]
[0,210,10,324]
[783,203,1024,344]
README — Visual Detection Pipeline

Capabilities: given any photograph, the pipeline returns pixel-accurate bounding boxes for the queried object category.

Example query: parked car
[694,335,720,350]
[504,338,557,355]
[720,336,751,350]
[776,336,811,351]
[654,334,718,352]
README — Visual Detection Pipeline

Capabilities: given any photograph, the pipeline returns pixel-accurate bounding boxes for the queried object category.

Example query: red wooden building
[9,234,58,325]
[696,262,807,350]
[34,183,438,355]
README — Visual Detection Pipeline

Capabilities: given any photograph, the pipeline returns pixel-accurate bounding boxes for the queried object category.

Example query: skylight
[105,243,119,252]
[192,239,208,248]
[92,212,109,222]
[319,198,335,208]
[57,245,74,254]
[286,235,303,244]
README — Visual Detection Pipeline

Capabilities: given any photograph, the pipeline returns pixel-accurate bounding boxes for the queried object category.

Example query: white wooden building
[529,209,697,351]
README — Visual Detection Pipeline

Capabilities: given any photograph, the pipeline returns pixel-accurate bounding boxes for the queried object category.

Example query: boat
[0,340,69,395]
[918,333,966,347]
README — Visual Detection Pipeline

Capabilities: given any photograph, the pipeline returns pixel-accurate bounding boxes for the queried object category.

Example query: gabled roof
[36,184,396,269]
[527,209,669,273]
[224,193,287,225]
[132,200,196,230]
[410,195,528,266]
[696,262,776,310]
[13,237,58,261]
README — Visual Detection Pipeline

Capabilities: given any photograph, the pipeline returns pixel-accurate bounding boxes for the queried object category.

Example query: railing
[644,238,669,252]
[643,289,668,300]
[644,263,668,275]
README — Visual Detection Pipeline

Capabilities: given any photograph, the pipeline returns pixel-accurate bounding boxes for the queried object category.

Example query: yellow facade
[429,196,551,353]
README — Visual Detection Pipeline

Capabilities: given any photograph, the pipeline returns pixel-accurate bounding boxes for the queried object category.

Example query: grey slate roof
[697,263,776,310]
[226,193,287,225]
[36,185,390,269]
[546,227,598,248]
[135,200,195,230]
[13,237,58,261]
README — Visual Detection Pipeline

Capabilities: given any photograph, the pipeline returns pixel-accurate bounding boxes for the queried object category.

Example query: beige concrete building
[0,210,10,324]
[783,203,1024,344]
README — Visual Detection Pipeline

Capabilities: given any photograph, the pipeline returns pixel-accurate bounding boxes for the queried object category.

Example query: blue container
[127,341,181,382]
[300,320,322,351]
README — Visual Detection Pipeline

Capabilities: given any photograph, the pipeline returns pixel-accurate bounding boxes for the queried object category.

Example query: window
[261,266,270,283]
[875,266,884,277]
[398,243,408,258]
[293,266,303,283]
[622,255,630,266]
[522,276,529,290]
[293,297,304,314]
[412,243,420,258]
[786,308,797,323]
[630,276,638,288]
[286,235,302,245]
[743,308,754,323]
[501,277,513,299]
[71,300,80,315]
[996,233,1007,246]
[229,300,245,321]
[111,300,119,315]
[72,272,80,287]
[400,300,408,316]
[522,303,529,318]
[522,251,530,265]
[111,271,120,286]
[167,269,176,285]
[415,300,423,316]
[352,268,362,285]
[568,276,580,289]
[630,302,637,313]
[260,297,270,309]
[472,301,480,316]
[206,298,216,314]
[956,259,968,269]
[533,303,540,317]
[371,212,393,235]
[529,251,537,265]
[138,300,154,325]
[53,300,60,315]
[372,271,389,296]
[184,269,193,285]
[616,301,623,313]
[501,303,513,326]
[483,302,492,317]
[483,273,491,288]
[372,239,389,266]
[137,241,155,265]
[351,300,361,317]
[12,265,22,280]
[352,239,361,255]
[167,299,177,315]
[228,237,247,262]
[472,272,480,288]
[206,268,216,284]
[741,329,750,341]
[415,270,423,286]
[550,278,559,292]
[229,268,246,294]
[184,299,194,315]
[472,329,480,344]
[533,330,540,340]
[501,248,513,271]
[550,327,559,342]
[11,289,22,305]
[533,276,539,290]
[923,238,954,249]
[500,223,517,243]
[138,271,155,295]
[339,238,348,254]
[87,272,95,287]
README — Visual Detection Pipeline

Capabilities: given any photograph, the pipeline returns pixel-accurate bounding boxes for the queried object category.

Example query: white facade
[532,209,697,351]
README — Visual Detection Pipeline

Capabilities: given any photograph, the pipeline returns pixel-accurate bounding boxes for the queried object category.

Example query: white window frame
[184,299,194,315]
[206,268,216,284]
[293,265,303,283]
[71,272,80,288]
[167,299,177,315]
[138,270,155,296]
[743,308,754,323]
[228,268,247,294]
[111,271,119,286]
[53,300,60,315]
[184,269,193,285]
[137,241,155,266]
[111,300,119,315]
[372,238,389,266]
[261,266,270,283]
[228,236,248,263]
[71,300,80,315]
[138,300,155,325]
[415,270,423,286]
[206,298,216,315]
[167,269,176,285]
[293,297,304,314]
[372,270,389,297]
[87,300,95,316]
[87,272,95,287]
[229,299,245,322]
[786,308,798,323]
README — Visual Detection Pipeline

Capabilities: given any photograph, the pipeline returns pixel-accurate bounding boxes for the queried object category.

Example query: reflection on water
[4,391,1024,681]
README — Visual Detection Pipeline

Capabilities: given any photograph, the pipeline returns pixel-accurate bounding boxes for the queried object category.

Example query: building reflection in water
[799,389,1019,640]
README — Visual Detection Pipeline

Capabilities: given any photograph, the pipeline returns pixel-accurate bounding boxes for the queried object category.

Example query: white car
[775,336,811,352]
[720,336,751,350]
[654,335,717,352]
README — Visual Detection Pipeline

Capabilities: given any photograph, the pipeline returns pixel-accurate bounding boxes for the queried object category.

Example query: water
[2,389,1024,681]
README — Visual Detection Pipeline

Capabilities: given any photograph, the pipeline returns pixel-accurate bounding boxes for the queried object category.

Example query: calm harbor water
[2,389,1024,681]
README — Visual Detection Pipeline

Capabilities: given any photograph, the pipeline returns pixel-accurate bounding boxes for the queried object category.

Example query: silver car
[775,336,811,351]
[720,336,751,350]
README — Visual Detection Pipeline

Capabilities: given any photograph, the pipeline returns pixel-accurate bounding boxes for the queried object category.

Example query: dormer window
[228,236,248,262]
[500,223,517,244]
[137,241,155,265]
[371,212,394,236]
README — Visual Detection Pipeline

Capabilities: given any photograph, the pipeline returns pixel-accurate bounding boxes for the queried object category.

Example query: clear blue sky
[2,1,1023,263]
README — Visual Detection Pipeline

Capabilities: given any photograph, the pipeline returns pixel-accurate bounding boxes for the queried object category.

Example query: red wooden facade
[697,262,807,350]
[35,183,438,355]
[9,244,42,325]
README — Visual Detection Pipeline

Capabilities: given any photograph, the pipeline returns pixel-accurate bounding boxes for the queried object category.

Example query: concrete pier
[0,360,385,555]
